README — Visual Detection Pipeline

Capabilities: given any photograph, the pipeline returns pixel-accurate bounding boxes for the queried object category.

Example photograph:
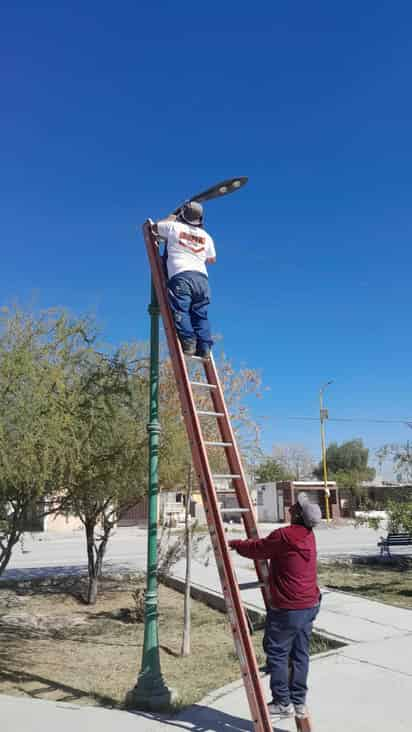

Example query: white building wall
[256,483,278,522]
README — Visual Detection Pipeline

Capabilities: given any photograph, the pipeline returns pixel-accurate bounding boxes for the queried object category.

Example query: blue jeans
[167,271,213,350]
[263,604,320,706]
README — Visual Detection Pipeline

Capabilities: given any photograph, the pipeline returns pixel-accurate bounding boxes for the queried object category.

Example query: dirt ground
[0,573,332,710]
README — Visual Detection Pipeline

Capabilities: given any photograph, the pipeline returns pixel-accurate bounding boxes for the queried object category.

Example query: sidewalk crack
[343,654,412,678]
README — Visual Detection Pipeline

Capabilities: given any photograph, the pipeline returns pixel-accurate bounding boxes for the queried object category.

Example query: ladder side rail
[143,222,273,732]
[196,479,272,732]
[204,357,272,610]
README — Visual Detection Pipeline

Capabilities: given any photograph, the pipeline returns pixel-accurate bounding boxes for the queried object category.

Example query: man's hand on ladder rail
[228,540,242,551]
[147,218,161,247]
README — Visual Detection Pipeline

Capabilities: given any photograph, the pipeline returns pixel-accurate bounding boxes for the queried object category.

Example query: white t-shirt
[157,220,216,279]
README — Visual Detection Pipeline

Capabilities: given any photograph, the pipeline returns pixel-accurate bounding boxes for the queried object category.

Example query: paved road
[259,521,383,558]
[2,522,383,581]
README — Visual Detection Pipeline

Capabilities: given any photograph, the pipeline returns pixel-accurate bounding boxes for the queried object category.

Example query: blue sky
[1,2,412,473]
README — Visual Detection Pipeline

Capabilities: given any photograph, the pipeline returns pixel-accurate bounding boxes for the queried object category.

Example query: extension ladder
[143,220,311,732]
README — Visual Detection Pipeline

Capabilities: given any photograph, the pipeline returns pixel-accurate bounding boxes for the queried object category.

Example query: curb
[161,574,346,649]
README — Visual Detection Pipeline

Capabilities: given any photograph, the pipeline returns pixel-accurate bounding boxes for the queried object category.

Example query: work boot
[195,344,211,359]
[267,701,294,719]
[181,339,196,356]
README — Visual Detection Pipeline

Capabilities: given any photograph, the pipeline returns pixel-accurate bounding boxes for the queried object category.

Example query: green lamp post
[126,279,177,710]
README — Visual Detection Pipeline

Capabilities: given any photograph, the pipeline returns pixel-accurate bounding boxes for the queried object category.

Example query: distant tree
[272,444,315,480]
[217,353,265,464]
[314,439,373,478]
[314,439,375,512]
[255,457,292,483]
[385,500,412,534]
[377,441,412,484]
[355,445,412,532]
[158,351,264,489]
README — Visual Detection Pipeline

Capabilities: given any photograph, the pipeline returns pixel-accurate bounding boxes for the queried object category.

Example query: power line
[287,416,412,428]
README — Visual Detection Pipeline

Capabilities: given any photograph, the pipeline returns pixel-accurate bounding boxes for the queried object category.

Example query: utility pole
[319,381,333,521]
[127,280,177,710]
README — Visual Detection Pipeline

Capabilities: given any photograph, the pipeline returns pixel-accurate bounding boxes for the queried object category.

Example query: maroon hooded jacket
[230,524,320,610]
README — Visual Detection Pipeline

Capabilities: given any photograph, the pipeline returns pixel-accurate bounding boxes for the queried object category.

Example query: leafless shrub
[131,586,146,623]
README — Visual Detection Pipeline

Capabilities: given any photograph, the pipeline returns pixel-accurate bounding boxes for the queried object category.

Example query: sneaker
[294,704,309,719]
[181,339,196,356]
[267,701,294,719]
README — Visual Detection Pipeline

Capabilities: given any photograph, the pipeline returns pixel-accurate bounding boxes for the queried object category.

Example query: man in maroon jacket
[229,492,322,722]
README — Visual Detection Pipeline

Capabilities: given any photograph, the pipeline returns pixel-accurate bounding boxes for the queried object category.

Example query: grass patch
[318,559,412,609]
[0,575,336,712]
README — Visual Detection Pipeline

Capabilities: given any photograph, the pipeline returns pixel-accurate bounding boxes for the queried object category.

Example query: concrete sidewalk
[173,643,412,732]
[167,549,412,644]
[0,694,166,732]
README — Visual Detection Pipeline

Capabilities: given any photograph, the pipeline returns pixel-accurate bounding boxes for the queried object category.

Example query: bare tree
[377,442,412,484]
[272,443,315,480]
[181,463,194,657]
[156,472,211,658]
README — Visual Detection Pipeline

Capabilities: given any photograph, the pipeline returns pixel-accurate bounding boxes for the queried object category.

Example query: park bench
[378,532,412,558]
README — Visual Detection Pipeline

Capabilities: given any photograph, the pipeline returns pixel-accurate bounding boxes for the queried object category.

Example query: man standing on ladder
[154,201,216,358]
[229,492,321,725]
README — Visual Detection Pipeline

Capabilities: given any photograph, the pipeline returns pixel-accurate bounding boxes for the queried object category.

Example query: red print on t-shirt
[178,230,206,254]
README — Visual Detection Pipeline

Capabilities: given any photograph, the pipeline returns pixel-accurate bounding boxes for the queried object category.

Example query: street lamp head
[171,177,248,218]
[320,379,334,394]
[193,177,248,203]
[220,180,243,194]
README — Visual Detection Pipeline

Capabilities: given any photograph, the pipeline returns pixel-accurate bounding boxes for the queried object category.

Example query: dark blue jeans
[263,604,320,706]
[167,271,213,350]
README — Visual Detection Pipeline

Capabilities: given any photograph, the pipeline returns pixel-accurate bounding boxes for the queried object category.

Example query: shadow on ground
[135,706,292,732]
[0,625,117,707]
[0,565,143,604]
[0,666,116,707]
[0,562,138,583]
[0,565,89,582]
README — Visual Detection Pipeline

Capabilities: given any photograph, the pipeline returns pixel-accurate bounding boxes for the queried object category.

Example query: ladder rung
[185,354,208,362]
[205,441,233,447]
[190,381,217,389]
[196,410,224,417]
[238,581,265,591]
[220,507,250,514]
[212,474,241,479]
